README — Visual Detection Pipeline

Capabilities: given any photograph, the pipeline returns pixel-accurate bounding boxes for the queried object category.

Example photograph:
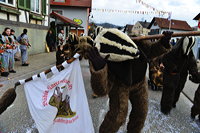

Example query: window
[31,0,40,13]
[53,0,65,2]
[42,0,46,15]
[0,0,15,6]
[18,0,30,10]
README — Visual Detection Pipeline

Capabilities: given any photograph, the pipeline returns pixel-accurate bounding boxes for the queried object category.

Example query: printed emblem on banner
[42,80,79,124]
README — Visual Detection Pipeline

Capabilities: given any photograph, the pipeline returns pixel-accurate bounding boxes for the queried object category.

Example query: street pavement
[0,52,200,133]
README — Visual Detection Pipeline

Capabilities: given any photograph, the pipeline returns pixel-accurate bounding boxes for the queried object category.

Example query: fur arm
[136,39,171,60]
[90,63,111,96]
[188,51,198,75]
[162,53,178,73]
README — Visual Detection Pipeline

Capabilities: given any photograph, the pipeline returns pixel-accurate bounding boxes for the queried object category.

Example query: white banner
[24,60,94,133]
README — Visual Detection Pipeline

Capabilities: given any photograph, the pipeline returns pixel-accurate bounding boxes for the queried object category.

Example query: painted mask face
[182,36,196,55]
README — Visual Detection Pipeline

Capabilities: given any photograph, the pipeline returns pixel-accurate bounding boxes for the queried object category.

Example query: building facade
[50,0,92,35]
[131,21,150,36]
[148,17,193,35]
[194,13,200,31]
[0,0,50,55]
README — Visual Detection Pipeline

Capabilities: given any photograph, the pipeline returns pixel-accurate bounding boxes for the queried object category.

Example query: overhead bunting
[92,0,171,16]
[92,8,167,15]
[136,0,170,15]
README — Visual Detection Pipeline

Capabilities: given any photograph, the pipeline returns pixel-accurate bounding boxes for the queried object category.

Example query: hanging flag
[167,12,172,21]
[24,60,94,133]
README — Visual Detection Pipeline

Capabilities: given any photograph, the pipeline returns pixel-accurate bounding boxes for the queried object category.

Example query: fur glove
[161,31,173,49]
[87,47,108,71]
[189,72,200,83]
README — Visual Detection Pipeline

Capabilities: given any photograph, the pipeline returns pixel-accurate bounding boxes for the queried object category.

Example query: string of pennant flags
[92,8,169,16]
[92,0,171,16]
[136,0,170,15]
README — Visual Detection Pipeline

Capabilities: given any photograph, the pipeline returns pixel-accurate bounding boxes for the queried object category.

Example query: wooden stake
[14,57,77,87]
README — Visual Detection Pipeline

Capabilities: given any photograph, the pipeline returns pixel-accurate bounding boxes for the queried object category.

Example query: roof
[194,13,200,20]
[138,21,150,28]
[148,17,192,31]
[50,12,83,28]
[125,24,134,33]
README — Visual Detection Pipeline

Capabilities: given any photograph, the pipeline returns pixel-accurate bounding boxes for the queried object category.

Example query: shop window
[53,0,65,2]
[0,0,16,6]
[31,0,40,13]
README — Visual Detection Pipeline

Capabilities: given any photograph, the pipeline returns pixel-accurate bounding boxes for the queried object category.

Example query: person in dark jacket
[46,30,56,52]
[56,44,72,66]
[161,36,199,115]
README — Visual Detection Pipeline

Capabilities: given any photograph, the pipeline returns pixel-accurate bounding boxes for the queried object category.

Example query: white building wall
[150,24,160,30]
[0,12,7,20]
[19,10,28,23]
[9,14,17,21]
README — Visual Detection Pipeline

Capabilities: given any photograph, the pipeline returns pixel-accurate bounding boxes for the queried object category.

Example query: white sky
[90,0,200,27]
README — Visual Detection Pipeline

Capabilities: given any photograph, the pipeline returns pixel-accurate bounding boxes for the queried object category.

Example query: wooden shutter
[42,0,47,15]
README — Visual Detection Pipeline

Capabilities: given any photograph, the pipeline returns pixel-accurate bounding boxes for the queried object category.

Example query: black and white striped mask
[182,36,196,55]
[94,28,140,62]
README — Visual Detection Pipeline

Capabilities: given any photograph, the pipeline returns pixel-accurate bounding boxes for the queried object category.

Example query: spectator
[58,29,64,46]
[170,39,176,46]
[1,27,16,77]
[10,29,20,61]
[17,29,31,66]
[46,30,56,52]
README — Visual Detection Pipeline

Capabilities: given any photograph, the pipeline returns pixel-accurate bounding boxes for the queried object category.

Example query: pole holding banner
[0,55,78,115]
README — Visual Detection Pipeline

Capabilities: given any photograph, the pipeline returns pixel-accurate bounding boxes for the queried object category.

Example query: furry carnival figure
[160,36,199,115]
[84,28,172,133]
[188,62,200,121]
[148,56,164,91]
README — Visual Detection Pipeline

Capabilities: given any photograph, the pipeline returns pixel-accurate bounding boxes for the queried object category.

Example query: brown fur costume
[90,38,171,133]
[148,56,164,90]
[161,37,198,114]
[191,85,200,121]
[190,61,200,121]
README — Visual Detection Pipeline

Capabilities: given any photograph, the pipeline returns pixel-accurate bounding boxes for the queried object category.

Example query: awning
[50,12,83,28]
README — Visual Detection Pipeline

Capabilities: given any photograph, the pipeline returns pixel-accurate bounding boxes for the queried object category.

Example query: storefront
[50,0,92,35]
[50,11,82,40]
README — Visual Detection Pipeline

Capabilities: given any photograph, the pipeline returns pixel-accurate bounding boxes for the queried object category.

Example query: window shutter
[18,0,25,9]
[42,0,47,15]
[25,0,31,10]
